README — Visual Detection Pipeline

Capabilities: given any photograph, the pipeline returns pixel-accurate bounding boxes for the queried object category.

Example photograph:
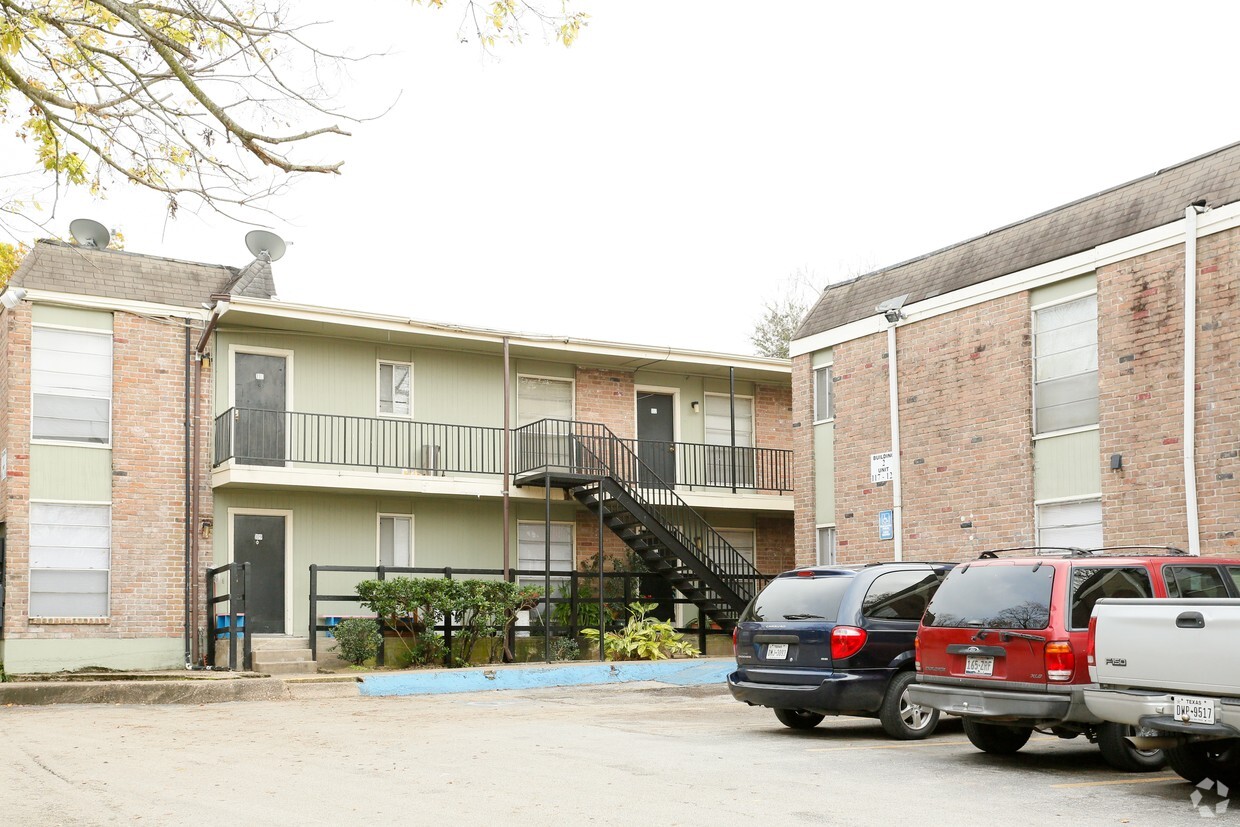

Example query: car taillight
[830,626,868,660]
[914,635,921,672]
[732,627,738,657]
[1045,640,1075,682]
[1086,616,1097,668]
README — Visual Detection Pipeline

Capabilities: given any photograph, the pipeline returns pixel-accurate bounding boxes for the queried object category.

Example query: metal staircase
[513,419,766,629]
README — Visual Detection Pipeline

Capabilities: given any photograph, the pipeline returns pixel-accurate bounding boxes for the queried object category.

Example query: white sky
[6,1,1240,355]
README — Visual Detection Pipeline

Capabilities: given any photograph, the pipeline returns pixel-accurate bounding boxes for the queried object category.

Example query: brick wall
[575,368,635,438]
[2,303,32,631]
[791,354,816,566]
[1099,225,1240,555]
[832,294,1035,565]
[755,515,795,574]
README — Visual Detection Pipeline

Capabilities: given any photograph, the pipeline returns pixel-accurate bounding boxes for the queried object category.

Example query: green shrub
[581,601,700,661]
[332,617,382,666]
[550,637,581,662]
[451,580,543,665]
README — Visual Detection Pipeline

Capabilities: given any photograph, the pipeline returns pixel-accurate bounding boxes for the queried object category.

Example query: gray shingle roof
[795,141,1240,341]
[9,240,277,307]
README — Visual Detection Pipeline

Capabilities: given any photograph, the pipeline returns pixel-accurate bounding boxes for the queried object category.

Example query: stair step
[258,660,320,676]
[250,636,311,651]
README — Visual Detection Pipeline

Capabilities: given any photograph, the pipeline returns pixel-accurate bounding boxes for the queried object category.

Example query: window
[924,564,1054,630]
[1164,566,1230,599]
[377,361,412,417]
[378,515,413,568]
[29,502,110,618]
[516,376,575,468]
[716,528,756,565]
[32,327,112,444]
[813,366,834,422]
[1034,294,1098,434]
[862,570,943,621]
[517,521,574,624]
[1068,566,1153,629]
[816,526,836,566]
[516,376,573,425]
[704,394,754,486]
[1037,499,1102,549]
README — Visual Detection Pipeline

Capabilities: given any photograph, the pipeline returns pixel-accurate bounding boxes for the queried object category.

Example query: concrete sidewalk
[0,657,735,706]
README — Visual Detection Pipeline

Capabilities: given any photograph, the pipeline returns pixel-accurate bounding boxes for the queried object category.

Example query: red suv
[907,548,1240,771]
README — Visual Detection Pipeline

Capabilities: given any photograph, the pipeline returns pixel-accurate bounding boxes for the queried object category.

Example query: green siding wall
[1031,272,1096,306]
[30,445,112,501]
[1034,430,1102,501]
[32,304,113,330]
[814,423,835,525]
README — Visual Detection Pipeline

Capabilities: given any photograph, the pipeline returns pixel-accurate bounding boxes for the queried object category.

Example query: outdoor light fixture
[876,294,909,324]
[691,401,700,413]
[0,287,27,310]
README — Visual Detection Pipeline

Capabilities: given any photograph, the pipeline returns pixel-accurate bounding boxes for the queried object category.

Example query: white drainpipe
[888,323,903,562]
[1183,205,1203,556]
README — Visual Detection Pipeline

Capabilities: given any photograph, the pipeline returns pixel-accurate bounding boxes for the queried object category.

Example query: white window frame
[813,364,834,424]
[703,392,756,447]
[716,527,756,564]
[816,525,837,566]
[1031,291,1098,437]
[376,513,414,568]
[28,499,112,619]
[376,360,414,419]
[515,374,576,426]
[30,323,114,448]
[1035,496,1103,550]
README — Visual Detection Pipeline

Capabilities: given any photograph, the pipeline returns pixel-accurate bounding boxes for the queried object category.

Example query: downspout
[502,337,511,580]
[183,322,193,666]
[729,367,737,494]
[887,323,904,562]
[188,302,222,666]
[1183,204,1205,556]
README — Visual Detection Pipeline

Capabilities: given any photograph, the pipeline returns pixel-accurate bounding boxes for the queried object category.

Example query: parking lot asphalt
[0,682,1226,826]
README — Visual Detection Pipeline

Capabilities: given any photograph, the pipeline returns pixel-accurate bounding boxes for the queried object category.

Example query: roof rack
[978,545,1187,560]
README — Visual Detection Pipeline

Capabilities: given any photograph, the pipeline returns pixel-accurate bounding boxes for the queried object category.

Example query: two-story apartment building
[791,142,1240,566]
[0,239,793,674]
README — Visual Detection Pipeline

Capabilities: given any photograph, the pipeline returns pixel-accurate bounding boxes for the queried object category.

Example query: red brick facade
[792,355,816,565]
[0,303,32,631]
[574,367,636,439]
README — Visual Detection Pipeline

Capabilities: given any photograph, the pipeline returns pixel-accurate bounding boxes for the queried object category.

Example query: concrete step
[285,680,361,700]
[252,648,313,664]
[255,660,320,676]
[250,636,311,651]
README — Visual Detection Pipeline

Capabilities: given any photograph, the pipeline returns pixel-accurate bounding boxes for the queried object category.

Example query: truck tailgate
[1091,598,1240,696]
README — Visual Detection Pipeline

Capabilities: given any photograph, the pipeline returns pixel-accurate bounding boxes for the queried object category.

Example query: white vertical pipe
[1183,206,1202,556]
[888,323,903,562]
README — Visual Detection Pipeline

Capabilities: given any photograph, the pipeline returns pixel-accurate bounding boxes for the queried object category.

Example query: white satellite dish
[245,230,287,262]
[69,218,111,249]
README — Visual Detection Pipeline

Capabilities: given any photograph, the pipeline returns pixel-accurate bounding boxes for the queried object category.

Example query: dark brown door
[637,392,676,488]
[233,514,286,634]
[234,353,287,465]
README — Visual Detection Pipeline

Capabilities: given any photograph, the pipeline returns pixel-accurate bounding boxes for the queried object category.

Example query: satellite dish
[245,230,287,262]
[69,218,111,249]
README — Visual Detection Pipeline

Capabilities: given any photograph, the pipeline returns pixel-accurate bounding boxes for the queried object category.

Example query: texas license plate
[766,643,789,660]
[964,655,994,676]
[1173,695,1215,725]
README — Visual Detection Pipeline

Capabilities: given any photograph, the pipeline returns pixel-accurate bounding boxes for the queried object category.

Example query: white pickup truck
[1084,597,1240,786]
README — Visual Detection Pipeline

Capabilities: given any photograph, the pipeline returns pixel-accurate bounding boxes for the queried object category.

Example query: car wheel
[774,708,825,730]
[962,718,1033,755]
[1166,739,1240,786]
[879,671,940,740]
[1097,722,1166,773]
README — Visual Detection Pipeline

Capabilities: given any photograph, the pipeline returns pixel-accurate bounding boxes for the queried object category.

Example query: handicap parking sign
[878,510,894,541]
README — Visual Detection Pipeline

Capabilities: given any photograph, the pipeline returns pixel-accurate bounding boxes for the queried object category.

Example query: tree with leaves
[0,0,589,280]
[750,270,816,359]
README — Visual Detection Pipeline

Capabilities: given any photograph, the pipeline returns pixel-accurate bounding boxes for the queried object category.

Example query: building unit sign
[870,451,894,483]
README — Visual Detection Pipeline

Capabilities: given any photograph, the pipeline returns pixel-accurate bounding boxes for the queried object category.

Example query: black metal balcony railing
[214,408,504,476]
[213,408,792,493]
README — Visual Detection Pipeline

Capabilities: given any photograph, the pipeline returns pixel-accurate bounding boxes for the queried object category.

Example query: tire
[1097,722,1165,773]
[962,718,1033,755]
[1166,740,1240,787]
[879,671,940,740]
[774,708,825,730]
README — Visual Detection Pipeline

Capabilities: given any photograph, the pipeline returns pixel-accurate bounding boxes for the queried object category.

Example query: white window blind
[378,362,412,417]
[817,526,837,566]
[1038,500,1102,550]
[813,366,834,422]
[379,515,412,567]
[32,327,112,444]
[517,377,573,425]
[29,502,110,617]
[1034,295,1098,434]
[704,395,754,486]
[716,528,756,564]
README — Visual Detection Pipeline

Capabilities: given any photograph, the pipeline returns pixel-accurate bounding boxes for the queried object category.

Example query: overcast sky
[6,1,1240,355]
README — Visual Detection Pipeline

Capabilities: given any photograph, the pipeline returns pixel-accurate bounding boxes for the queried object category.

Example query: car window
[1163,566,1229,599]
[862,570,943,621]
[742,575,853,622]
[923,564,1054,630]
[1068,566,1153,629]
[1230,567,1240,596]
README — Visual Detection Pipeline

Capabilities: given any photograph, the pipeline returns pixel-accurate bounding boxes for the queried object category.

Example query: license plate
[766,643,789,660]
[1173,695,1216,725]
[964,655,994,676]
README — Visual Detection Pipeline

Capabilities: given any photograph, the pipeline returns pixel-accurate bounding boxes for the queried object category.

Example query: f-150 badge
[1105,658,1127,667]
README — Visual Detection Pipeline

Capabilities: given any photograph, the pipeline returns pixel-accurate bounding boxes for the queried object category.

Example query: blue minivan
[728,562,953,739]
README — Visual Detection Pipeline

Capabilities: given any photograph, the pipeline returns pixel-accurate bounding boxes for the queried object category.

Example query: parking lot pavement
[0,683,1225,826]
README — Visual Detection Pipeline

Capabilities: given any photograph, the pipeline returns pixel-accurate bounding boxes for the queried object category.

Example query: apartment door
[234,352,287,465]
[637,392,676,488]
[233,514,286,634]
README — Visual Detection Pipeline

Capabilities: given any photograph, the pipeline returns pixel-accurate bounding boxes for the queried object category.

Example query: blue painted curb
[359,657,735,697]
